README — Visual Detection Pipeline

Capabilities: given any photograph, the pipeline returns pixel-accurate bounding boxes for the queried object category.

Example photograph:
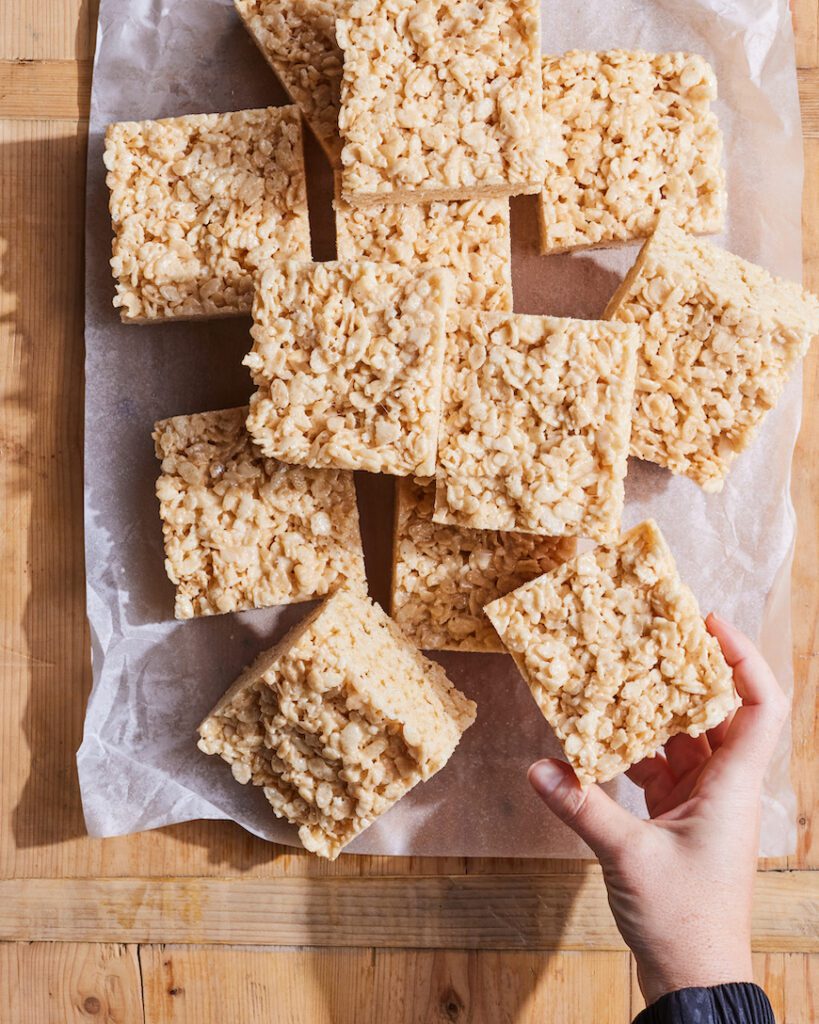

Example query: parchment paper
[80,0,802,857]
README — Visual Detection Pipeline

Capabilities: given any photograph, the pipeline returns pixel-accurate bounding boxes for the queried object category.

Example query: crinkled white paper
[80,0,801,857]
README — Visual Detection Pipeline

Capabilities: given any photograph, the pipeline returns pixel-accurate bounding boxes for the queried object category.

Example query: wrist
[637,948,754,1006]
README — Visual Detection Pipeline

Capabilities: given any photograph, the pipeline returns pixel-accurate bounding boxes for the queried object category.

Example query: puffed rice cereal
[334,183,513,311]
[153,407,365,619]
[198,587,477,859]
[104,106,310,322]
[337,0,546,205]
[234,1,344,165]
[605,216,819,491]
[538,51,726,254]
[391,477,576,652]
[245,260,454,476]
[484,519,738,786]
[434,312,639,541]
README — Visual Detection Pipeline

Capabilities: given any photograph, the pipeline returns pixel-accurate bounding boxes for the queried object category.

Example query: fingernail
[528,760,565,794]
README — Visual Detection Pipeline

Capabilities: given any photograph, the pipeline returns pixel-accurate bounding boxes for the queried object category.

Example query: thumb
[529,759,638,862]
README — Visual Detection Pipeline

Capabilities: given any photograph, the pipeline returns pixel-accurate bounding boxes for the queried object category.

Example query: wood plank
[791,135,819,869]
[794,0,819,69]
[0,1,98,62]
[784,952,818,1023]
[0,59,91,120]
[0,941,143,1022]
[0,873,815,950]
[140,945,631,1024]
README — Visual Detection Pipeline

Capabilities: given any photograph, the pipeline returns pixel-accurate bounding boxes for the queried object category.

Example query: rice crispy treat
[605,217,819,491]
[391,477,576,653]
[234,1,344,165]
[484,520,738,786]
[434,313,639,541]
[334,184,513,312]
[153,407,365,620]
[538,51,726,255]
[104,106,311,323]
[244,260,454,476]
[336,0,545,206]
[198,588,477,859]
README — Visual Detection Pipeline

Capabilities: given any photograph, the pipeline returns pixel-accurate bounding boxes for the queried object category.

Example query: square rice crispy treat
[336,0,545,205]
[104,106,311,323]
[391,477,576,653]
[484,520,739,786]
[244,260,454,476]
[434,313,639,541]
[153,407,365,620]
[334,183,513,312]
[538,51,726,255]
[234,1,344,165]
[198,588,477,859]
[605,217,819,491]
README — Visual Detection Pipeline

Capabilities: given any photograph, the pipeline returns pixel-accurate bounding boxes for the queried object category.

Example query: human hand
[528,614,789,1006]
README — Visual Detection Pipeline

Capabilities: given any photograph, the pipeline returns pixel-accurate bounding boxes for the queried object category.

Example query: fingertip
[528,758,576,799]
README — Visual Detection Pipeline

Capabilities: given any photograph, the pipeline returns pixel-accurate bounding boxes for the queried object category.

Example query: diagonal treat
[198,588,477,859]
[244,260,454,476]
[434,312,639,541]
[538,51,725,255]
[336,0,545,205]
[334,184,513,312]
[104,106,311,323]
[605,217,819,491]
[234,0,344,165]
[153,407,365,619]
[484,520,739,786]
[391,477,576,653]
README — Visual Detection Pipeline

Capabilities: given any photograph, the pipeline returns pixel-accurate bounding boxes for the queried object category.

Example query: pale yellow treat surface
[434,313,639,541]
[606,217,819,491]
[104,106,311,323]
[391,477,576,653]
[234,0,344,165]
[245,260,453,476]
[337,0,545,205]
[153,407,365,620]
[539,51,725,254]
[334,187,513,312]
[198,588,476,859]
[485,520,738,786]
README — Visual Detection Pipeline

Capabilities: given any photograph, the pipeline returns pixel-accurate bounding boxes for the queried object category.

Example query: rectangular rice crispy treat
[334,184,513,312]
[336,0,545,205]
[538,51,726,255]
[434,313,639,541]
[104,106,311,323]
[245,260,454,476]
[198,588,477,859]
[234,1,344,165]
[391,477,576,653]
[484,520,739,786]
[605,217,819,491]
[153,407,365,619]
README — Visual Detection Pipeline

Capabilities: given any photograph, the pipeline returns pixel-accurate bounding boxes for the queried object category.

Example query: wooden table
[1,3,817,1020]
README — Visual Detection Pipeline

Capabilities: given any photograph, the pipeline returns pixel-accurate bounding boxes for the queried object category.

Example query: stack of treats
[103,1,819,858]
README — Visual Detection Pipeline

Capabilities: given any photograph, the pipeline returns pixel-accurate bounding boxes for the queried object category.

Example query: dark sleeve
[632,983,776,1024]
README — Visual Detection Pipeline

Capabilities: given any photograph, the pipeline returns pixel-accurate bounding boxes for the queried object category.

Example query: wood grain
[0,59,91,120]
[140,947,632,1024]
[0,942,143,1023]
[0,873,815,950]
[794,0,819,69]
